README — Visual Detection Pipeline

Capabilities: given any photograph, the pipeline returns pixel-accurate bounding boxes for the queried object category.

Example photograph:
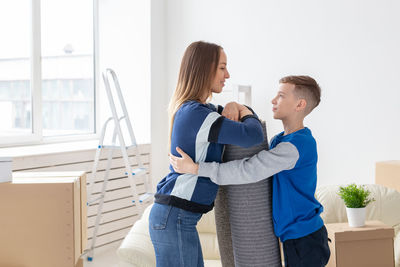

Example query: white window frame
[0,0,100,148]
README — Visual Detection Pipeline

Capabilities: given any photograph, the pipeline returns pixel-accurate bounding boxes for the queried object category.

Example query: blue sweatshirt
[198,127,324,241]
[154,101,264,213]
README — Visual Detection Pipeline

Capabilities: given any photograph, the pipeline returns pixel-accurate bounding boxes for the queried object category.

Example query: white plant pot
[346,207,366,227]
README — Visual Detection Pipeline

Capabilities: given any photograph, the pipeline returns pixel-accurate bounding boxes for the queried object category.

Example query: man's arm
[170,142,299,185]
[199,142,299,185]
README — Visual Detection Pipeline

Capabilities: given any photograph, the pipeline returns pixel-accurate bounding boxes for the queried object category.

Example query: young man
[170,75,330,267]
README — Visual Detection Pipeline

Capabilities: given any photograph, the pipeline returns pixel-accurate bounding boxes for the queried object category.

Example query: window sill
[0,140,100,158]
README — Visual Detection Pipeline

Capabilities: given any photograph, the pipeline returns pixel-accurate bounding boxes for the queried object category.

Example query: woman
[149,41,264,267]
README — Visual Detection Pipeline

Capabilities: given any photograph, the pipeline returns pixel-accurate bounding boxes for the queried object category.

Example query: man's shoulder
[284,128,317,157]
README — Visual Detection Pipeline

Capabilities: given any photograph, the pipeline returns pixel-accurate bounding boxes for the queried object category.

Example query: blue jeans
[149,203,204,267]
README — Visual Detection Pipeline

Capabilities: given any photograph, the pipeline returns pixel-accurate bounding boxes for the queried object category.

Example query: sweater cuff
[198,162,214,178]
[217,105,224,114]
[244,105,256,115]
[242,105,260,122]
[240,114,260,123]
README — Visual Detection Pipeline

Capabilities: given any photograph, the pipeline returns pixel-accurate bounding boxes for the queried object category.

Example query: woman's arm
[221,102,253,121]
[205,103,263,148]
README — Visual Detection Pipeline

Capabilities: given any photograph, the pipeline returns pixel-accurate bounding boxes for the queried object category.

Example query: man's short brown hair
[279,75,321,114]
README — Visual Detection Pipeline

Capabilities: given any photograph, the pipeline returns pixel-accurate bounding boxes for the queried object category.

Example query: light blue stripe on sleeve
[171,112,220,201]
[195,112,220,162]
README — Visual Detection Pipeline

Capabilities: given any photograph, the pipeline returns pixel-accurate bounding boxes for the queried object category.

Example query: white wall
[150,0,170,191]
[99,0,150,144]
[151,0,400,186]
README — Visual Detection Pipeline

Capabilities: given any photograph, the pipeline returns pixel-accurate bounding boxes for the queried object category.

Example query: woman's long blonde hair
[168,41,222,149]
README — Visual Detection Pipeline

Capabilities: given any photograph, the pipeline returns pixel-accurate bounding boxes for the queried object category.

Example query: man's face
[271,83,299,120]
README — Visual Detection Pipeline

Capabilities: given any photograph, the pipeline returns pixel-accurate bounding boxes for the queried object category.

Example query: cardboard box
[13,171,88,251]
[0,157,12,183]
[326,221,394,267]
[376,161,400,192]
[75,258,84,267]
[0,172,87,267]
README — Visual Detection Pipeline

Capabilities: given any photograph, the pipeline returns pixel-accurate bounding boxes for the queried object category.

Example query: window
[0,0,96,146]
[41,0,94,137]
[0,1,31,138]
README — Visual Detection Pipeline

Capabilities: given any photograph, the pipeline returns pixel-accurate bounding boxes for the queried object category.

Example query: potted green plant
[338,184,375,227]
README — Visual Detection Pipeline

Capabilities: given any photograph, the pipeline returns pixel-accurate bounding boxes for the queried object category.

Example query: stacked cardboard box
[0,157,12,183]
[326,221,394,267]
[0,172,87,267]
[376,160,400,192]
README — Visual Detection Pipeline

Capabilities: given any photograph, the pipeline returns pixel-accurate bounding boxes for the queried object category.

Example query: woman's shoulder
[179,101,216,113]
[174,101,219,125]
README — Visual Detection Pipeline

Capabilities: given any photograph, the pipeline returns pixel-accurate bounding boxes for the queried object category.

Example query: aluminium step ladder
[85,69,153,261]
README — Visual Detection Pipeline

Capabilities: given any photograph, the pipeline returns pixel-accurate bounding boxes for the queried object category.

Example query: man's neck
[282,119,305,136]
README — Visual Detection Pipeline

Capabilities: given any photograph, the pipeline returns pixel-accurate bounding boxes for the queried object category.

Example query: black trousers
[283,225,331,267]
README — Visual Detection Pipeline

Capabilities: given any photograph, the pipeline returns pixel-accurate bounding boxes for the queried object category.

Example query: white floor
[84,241,121,267]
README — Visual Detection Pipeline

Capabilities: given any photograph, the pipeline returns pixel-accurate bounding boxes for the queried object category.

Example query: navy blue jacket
[154,101,263,213]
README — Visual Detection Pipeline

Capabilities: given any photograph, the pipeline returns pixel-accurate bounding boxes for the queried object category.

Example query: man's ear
[296,99,307,112]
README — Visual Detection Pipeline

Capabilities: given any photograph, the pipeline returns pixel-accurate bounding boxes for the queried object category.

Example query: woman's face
[211,49,230,94]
